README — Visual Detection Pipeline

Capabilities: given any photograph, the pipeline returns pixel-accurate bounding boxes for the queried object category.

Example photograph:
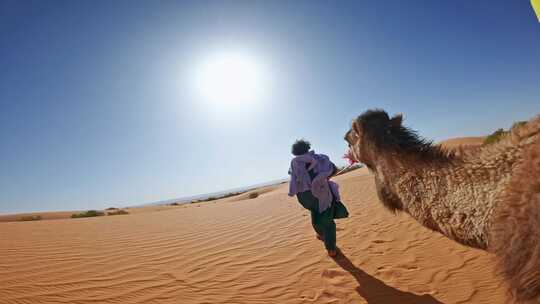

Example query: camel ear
[352,120,362,137]
[390,114,403,127]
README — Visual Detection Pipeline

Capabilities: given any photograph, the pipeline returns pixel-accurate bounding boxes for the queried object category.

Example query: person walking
[288,139,341,257]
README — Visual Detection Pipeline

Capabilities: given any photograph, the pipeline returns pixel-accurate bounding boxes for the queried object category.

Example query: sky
[1,0,539,214]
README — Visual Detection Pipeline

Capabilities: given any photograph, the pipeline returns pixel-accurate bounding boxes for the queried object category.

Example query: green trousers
[296,191,336,251]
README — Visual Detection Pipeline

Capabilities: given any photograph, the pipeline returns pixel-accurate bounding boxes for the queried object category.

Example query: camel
[344,109,540,303]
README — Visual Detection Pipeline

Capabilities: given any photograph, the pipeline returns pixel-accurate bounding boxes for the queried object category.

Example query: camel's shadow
[331,250,444,304]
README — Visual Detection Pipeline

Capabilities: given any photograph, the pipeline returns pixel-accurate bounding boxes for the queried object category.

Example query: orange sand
[438,136,485,149]
[0,168,506,303]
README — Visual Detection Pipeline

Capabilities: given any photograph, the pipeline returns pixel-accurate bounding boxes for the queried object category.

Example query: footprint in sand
[377,267,403,280]
[321,268,347,284]
[317,268,351,302]
[400,265,419,271]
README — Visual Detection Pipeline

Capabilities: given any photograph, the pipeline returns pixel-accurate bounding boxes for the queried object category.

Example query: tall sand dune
[0,169,505,303]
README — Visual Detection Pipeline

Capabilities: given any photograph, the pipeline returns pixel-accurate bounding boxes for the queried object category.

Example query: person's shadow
[331,249,444,304]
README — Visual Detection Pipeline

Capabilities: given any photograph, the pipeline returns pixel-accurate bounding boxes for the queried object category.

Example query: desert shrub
[220,191,244,199]
[107,209,129,216]
[190,191,247,204]
[484,128,507,145]
[169,202,180,206]
[248,192,259,199]
[71,210,105,218]
[18,215,42,221]
[484,120,529,145]
[511,121,527,130]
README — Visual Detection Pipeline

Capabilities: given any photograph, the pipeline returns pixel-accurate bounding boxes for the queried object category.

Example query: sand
[0,166,507,303]
[438,136,485,149]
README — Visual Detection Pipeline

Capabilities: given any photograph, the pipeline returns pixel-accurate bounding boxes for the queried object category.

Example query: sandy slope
[0,211,80,223]
[0,186,283,223]
[438,136,485,149]
[0,168,506,304]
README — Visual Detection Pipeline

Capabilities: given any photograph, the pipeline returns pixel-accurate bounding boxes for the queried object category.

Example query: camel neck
[373,152,490,249]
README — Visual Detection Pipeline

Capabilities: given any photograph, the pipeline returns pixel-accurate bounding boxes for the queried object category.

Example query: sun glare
[193,52,266,107]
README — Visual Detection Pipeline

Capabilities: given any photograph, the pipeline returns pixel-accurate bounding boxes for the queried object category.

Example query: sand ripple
[0,169,505,303]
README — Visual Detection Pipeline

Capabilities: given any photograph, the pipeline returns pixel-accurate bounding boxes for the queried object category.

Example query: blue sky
[1,0,539,214]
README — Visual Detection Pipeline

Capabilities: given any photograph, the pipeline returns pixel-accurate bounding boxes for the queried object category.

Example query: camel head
[344,108,449,167]
[344,109,453,213]
[344,109,403,169]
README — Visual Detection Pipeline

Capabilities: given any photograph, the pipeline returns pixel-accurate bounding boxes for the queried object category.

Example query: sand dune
[438,136,485,149]
[0,211,79,223]
[0,168,506,303]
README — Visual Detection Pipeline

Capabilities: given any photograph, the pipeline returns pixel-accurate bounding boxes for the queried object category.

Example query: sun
[193,52,266,106]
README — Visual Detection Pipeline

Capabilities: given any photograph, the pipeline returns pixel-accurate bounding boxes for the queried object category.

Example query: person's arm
[288,162,297,197]
[328,162,338,179]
